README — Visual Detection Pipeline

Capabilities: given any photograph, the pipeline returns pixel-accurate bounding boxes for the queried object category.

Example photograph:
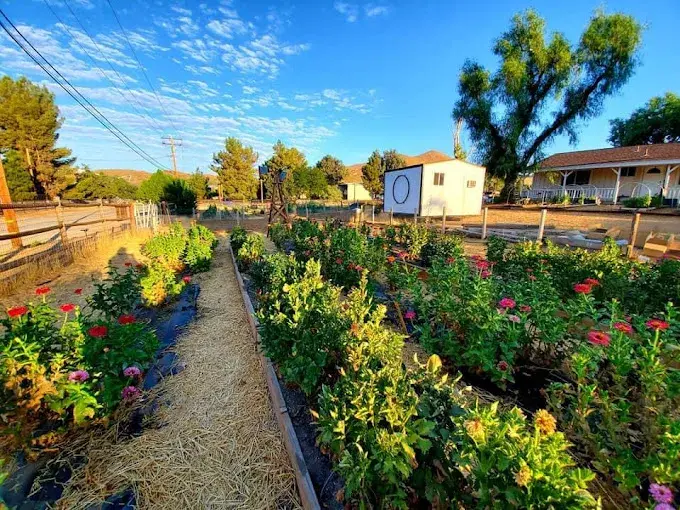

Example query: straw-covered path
[59,237,300,509]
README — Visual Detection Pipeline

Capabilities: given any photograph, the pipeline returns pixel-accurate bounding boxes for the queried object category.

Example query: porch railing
[520,185,680,206]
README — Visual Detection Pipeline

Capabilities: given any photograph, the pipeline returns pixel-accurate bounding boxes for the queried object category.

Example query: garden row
[0,223,217,500]
[233,220,679,509]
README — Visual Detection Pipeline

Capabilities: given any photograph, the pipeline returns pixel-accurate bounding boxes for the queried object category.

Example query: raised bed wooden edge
[227,243,321,510]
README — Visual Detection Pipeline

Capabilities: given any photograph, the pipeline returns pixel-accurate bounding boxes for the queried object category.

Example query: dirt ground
[0,231,150,312]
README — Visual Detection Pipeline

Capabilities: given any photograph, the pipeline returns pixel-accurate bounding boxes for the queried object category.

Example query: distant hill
[342,150,453,184]
[98,169,219,186]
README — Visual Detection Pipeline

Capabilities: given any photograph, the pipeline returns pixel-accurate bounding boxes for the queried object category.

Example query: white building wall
[420,160,484,216]
[384,166,422,215]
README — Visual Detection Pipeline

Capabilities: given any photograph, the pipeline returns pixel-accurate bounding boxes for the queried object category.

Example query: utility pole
[0,155,22,249]
[162,136,182,177]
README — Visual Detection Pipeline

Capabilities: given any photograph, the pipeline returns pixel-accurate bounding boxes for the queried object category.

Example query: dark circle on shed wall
[393,174,410,204]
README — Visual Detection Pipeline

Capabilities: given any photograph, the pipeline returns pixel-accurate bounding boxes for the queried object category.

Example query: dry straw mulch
[57,238,300,509]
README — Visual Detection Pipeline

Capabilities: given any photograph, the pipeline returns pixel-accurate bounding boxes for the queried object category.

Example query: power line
[0,9,170,170]
[105,0,179,135]
[47,0,166,136]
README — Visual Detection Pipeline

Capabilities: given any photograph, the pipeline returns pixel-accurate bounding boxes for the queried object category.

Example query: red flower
[135,263,145,270]
[35,286,51,296]
[124,262,132,267]
[476,260,490,270]
[60,303,76,313]
[348,262,356,270]
[7,306,28,318]
[182,276,191,284]
[497,360,509,372]
[397,251,408,260]
[118,314,136,325]
[587,330,611,346]
[573,283,592,294]
[74,288,83,295]
[387,256,396,264]
[498,297,516,309]
[446,257,456,263]
[404,310,416,320]
[355,265,363,272]
[480,269,491,279]
[646,319,670,331]
[584,278,600,286]
[613,322,633,334]
[88,325,108,338]
[528,275,537,281]
[335,258,343,265]
[519,305,532,313]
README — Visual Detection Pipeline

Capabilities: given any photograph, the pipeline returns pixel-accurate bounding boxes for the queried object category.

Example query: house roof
[539,143,680,171]
[342,150,453,184]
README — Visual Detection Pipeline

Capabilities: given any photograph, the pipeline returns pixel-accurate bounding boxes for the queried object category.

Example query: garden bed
[230,219,680,509]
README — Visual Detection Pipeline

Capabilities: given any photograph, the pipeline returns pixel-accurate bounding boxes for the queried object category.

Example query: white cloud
[171,39,215,63]
[334,2,359,22]
[170,6,192,16]
[220,35,310,76]
[206,18,248,39]
[365,4,389,17]
[242,85,259,94]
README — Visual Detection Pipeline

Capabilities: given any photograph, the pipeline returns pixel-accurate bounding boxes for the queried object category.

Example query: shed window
[466,180,476,188]
[565,171,591,185]
[433,172,445,186]
[647,167,661,174]
[621,167,636,177]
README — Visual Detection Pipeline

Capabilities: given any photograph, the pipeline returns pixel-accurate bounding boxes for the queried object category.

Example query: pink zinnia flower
[480,269,491,279]
[7,306,28,318]
[497,360,509,372]
[121,386,141,400]
[498,297,516,309]
[528,275,537,281]
[587,330,611,347]
[519,305,532,313]
[335,258,343,265]
[68,370,89,382]
[88,325,108,338]
[60,303,76,313]
[123,366,142,378]
[355,265,363,272]
[646,319,670,331]
[613,322,633,335]
[35,286,51,296]
[650,483,674,504]
[182,276,191,284]
[526,268,533,273]
[508,314,521,323]
[573,283,592,294]
[118,315,136,325]
[404,310,416,320]
[397,251,407,260]
[653,504,674,510]
[475,260,490,270]
[74,288,83,295]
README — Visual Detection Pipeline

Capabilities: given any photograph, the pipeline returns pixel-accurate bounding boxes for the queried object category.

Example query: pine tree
[315,155,346,185]
[211,137,258,200]
[4,149,37,201]
[187,169,210,200]
[361,150,383,198]
[0,76,76,198]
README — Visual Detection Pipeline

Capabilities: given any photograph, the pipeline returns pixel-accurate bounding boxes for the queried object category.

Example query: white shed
[383,160,486,216]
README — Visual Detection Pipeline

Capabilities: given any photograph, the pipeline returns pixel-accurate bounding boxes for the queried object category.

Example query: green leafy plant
[229,225,248,252]
[236,233,264,271]
[622,195,652,208]
[420,232,463,266]
[88,265,141,319]
[142,222,187,271]
[140,261,185,306]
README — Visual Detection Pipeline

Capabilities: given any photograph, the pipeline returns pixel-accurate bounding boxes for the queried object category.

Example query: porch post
[519,174,524,198]
[612,167,621,205]
[663,165,679,197]
[560,171,573,196]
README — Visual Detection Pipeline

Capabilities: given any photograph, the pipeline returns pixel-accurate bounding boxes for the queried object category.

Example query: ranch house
[523,143,680,204]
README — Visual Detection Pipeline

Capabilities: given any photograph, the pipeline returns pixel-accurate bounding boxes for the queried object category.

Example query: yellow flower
[515,463,532,487]
[464,418,485,442]
[534,409,557,435]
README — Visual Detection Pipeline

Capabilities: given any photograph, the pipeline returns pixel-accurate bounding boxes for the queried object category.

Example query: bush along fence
[0,222,216,507]
[234,218,680,509]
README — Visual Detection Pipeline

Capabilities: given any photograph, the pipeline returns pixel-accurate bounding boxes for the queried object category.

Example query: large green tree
[608,92,680,147]
[186,168,210,200]
[137,170,174,202]
[264,140,307,198]
[361,150,383,198]
[211,137,258,200]
[315,155,346,185]
[4,149,37,201]
[453,10,642,198]
[292,166,329,199]
[64,171,137,200]
[361,149,406,197]
[0,76,76,198]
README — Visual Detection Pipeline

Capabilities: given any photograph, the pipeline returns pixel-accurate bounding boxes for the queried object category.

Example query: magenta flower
[650,484,674,504]
[121,386,141,400]
[498,297,516,310]
[654,504,674,510]
[123,366,142,378]
[404,310,416,320]
[480,269,491,279]
[68,370,89,383]
[508,314,521,323]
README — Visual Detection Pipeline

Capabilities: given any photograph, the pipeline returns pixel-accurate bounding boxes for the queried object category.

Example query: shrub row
[231,232,597,508]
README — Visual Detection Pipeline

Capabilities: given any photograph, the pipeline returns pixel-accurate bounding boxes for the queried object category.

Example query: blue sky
[0,0,678,175]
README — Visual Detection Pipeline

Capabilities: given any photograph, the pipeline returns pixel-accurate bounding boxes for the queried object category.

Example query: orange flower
[534,409,557,435]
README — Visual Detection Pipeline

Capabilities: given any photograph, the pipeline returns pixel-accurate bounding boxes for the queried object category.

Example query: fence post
[413,208,418,225]
[128,203,136,233]
[55,197,68,243]
[389,208,393,226]
[627,212,641,258]
[305,202,309,219]
[537,208,547,242]
[98,198,104,222]
[372,204,375,224]
[481,206,489,239]
[442,206,446,233]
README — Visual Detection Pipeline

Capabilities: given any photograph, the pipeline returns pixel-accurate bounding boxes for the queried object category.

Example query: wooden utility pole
[162,136,182,177]
[0,156,22,249]
[537,208,547,242]
[628,213,641,258]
